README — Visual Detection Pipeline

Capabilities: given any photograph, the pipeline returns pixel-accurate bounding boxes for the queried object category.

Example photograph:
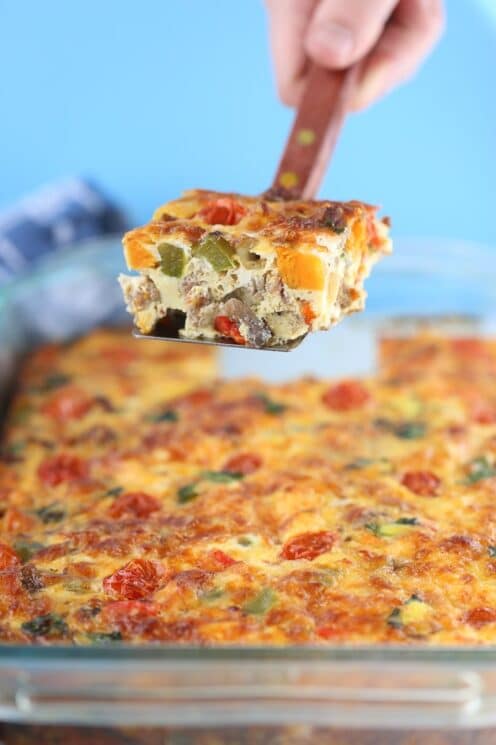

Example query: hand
[265,0,444,110]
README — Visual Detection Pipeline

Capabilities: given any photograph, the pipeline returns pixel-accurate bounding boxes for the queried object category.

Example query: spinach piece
[104,486,124,498]
[387,607,402,629]
[374,418,426,440]
[344,457,374,470]
[178,483,199,504]
[146,409,178,424]
[256,393,286,415]
[395,422,426,440]
[87,631,122,644]
[464,457,496,485]
[22,613,68,638]
[489,546,496,558]
[35,373,71,393]
[243,588,277,615]
[202,470,244,483]
[36,503,66,524]
[14,539,44,563]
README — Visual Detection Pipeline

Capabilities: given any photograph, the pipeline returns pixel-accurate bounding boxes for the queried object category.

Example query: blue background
[1,0,494,244]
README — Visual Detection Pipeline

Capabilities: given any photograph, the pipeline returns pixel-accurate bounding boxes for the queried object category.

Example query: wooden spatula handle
[270,63,359,201]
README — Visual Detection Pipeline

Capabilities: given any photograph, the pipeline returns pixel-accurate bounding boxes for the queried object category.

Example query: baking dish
[1,235,496,744]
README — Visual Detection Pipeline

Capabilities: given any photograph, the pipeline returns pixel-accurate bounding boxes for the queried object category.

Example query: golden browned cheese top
[2,329,496,646]
[123,189,389,270]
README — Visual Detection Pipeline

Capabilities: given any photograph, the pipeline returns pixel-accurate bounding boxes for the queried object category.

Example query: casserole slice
[119,190,391,347]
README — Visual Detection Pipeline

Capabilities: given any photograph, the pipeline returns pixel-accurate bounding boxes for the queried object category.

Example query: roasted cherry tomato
[102,600,158,634]
[223,452,262,476]
[214,316,246,345]
[281,531,337,561]
[210,549,237,569]
[38,453,88,487]
[197,198,247,226]
[108,491,161,519]
[0,543,19,571]
[322,381,370,411]
[401,470,441,497]
[103,558,166,600]
[42,387,93,421]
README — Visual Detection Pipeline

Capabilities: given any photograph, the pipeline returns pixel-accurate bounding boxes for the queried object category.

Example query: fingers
[351,0,445,110]
[305,0,399,69]
[265,0,318,106]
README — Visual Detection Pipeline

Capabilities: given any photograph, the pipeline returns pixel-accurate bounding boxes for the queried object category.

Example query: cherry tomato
[401,470,441,497]
[108,492,161,519]
[0,543,19,571]
[281,531,337,561]
[465,607,496,628]
[198,198,247,226]
[322,381,370,411]
[210,549,237,569]
[38,453,89,487]
[103,558,166,600]
[100,346,137,365]
[102,600,158,634]
[214,316,246,345]
[42,387,93,421]
[223,452,262,476]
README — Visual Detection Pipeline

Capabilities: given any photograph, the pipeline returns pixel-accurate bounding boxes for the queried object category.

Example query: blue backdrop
[1,0,494,244]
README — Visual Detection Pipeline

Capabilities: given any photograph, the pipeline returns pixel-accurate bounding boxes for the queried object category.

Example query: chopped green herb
[464,456,496,485]
[243,587,277,615]
[104,486,124,498]
[87,631,122,644]
[193,233,236,272]
[35,503,66,524]
[237,536,253,546]
[344,457,374,470]
[489,546,496,558]
[256,393,287,415]
[14,539,44,563]
[34,373,71,393]
[177,483,199,503]
[374,418,426,440]
[395,422,426,440]
[395,517,418,526]
[158,242,186,277]
[406,594,422,603]
[146,409,178,423]
[202,470,244,483]
[22,613,68,638]
[387,607,402,629]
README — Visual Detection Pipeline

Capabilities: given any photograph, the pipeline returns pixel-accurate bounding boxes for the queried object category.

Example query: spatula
[134,63,359,351]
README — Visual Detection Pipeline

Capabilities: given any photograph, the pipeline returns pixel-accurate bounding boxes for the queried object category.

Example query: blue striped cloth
[0,178,128,283]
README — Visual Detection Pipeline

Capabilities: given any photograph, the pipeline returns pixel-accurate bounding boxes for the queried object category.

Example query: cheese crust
[2,329,496,645]
[119,190,391,347]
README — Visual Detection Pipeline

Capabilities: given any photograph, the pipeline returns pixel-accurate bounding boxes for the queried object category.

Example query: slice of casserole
[119,190,391,347]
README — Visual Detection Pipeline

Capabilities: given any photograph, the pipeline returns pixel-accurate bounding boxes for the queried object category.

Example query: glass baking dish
[1,235,496,745]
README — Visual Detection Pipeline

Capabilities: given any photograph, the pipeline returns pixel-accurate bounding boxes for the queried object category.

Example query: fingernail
[309,23,354,65]
[353,64,386,110]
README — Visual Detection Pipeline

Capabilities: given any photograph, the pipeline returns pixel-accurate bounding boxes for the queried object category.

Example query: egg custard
[119,190,391,347]
[2,329,496,645]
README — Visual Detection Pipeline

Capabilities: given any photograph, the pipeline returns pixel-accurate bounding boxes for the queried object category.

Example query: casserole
[1,236,496,744]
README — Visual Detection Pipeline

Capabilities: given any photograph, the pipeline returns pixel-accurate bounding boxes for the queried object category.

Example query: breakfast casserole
[119,190,391,347]
[2,328,496,645]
